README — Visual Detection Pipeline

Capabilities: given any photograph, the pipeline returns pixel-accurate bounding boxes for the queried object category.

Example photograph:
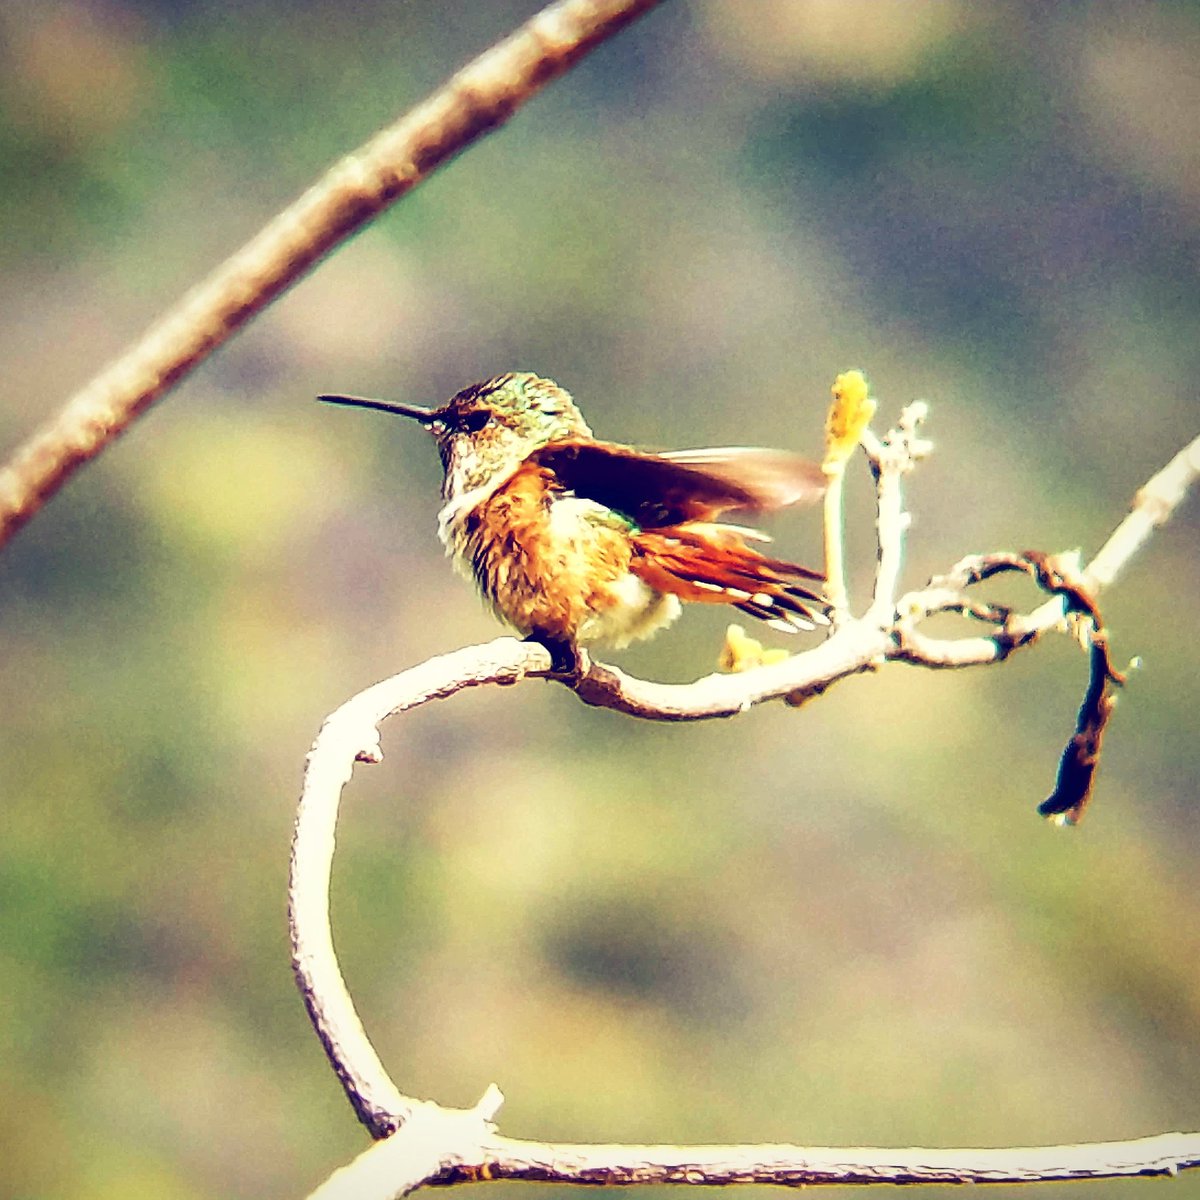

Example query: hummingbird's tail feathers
[630,524,828,633]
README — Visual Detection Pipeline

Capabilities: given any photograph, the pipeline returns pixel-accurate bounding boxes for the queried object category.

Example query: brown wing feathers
[631,525,826,632]
[533,440,825,527]
[533,437,829,632]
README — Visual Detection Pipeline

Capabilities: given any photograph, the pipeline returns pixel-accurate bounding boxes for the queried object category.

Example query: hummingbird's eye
[461,409,492,433]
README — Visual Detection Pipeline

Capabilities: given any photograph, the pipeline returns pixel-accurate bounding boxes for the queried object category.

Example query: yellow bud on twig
[824,369,876,472]
[719,624,790,673]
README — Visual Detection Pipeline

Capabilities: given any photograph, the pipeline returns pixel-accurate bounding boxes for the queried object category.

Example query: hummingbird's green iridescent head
[320,373,592,499]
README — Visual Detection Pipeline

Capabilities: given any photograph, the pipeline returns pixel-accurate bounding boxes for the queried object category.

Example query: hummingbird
[319,373,827,665]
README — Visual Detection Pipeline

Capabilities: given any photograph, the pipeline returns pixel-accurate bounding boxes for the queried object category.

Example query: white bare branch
[292,412,1199,1195]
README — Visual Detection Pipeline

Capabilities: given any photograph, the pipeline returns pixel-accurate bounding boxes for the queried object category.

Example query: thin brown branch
[0,0,664,551]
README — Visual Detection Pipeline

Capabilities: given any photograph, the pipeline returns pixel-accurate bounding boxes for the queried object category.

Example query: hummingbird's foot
[527,633,583,677]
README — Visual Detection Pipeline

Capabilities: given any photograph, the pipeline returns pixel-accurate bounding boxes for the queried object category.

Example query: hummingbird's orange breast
[445,461,680,647]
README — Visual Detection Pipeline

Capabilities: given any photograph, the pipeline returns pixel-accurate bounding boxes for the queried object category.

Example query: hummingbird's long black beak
[317,394,435,423]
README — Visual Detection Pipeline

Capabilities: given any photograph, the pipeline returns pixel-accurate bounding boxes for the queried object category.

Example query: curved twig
[0,0,663,550]
[291,638,552,1137]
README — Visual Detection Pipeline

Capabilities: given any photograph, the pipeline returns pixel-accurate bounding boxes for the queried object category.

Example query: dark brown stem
[0,0,664,550]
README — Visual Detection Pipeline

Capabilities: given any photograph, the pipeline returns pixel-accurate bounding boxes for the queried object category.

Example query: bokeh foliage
[0,2,1197,1197]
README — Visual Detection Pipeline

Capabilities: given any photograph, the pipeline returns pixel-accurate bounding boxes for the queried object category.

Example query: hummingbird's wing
[659,448,827,511]
[532,440,825,530]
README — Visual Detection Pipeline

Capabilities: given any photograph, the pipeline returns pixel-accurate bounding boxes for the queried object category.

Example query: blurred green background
[1,1,1198,1196]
